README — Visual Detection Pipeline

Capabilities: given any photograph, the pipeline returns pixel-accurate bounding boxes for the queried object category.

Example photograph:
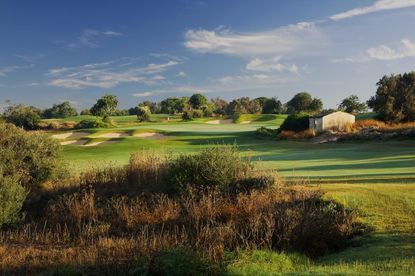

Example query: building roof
[310,110,355,119]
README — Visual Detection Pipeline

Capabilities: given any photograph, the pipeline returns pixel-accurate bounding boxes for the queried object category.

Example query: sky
[1,0,415,110]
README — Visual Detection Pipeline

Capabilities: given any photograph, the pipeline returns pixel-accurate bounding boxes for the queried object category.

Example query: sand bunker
[83,140,117,147]
[206,119,233,124]
[95,132,129,138]
[134,132,168,139]
[60,139,88,146]
[52,132,89,140]
[239,120,252,124]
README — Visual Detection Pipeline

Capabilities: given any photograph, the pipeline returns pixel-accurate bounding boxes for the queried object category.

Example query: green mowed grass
[61,119,415,183]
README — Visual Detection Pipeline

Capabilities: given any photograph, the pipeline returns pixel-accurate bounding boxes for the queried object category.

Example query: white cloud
[184,22,324,57]
[65,29,123,49]
[0,64,34,77]
[177,71,187,77]
[336,38,415,62]
[47,58,179,89]
[132,92,154,97]
[330,0,415,21]
[246,56,300,73]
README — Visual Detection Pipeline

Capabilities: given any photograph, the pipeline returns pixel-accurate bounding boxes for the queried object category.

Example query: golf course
[51,114,415,275]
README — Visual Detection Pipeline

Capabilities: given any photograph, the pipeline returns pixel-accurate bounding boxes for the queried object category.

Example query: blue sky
[1,0,415,110]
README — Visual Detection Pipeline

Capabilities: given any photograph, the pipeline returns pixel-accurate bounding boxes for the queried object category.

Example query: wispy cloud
[246,56,300,73]
[15,54,45,63]
[334,38,415,62]
[330,0,415,21]
[184,22,325,58]
[64,29,123,49]
[132,91,154,97]
[47,58,179,89]
[0,64,34,77]
[177,71,187,77]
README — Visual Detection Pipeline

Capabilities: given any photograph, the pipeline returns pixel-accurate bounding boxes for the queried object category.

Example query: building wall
[322,112,355,131]
[309,117,323,132]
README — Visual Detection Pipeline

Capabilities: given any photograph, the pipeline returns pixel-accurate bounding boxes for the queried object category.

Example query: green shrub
[137,106,151,122]
[168,145,255,194]
[0,176,27,228]
[148,247,217,276]
[255,127,278,138]
[0,123,66,189]
[192,109,204,118]
[3,104,41,130]
[280,112,310,132]
[76,118,109,129]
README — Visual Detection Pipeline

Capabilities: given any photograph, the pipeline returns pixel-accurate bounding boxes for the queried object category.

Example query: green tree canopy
[43,101,78,119]
[3,104,42,130]
[368,72,415,122]
[189,93,208,109]
[91,94,118,117]
[286,92,323,114]
[338,95,367,114]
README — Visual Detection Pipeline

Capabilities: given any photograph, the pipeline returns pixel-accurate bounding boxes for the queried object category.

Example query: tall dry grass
[0,149,364,274]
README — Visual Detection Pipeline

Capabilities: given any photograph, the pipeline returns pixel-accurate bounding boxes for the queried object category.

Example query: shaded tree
[368,72,415,122]
[338,95,367,114]
[262,97,283,114]
[43,101,78,119]
[3,104,41,130]
[189,93,207,109]
[286,92,323,114]
[211,98,228,115]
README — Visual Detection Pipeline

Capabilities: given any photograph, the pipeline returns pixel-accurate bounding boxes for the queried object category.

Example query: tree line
[4,70,415,129]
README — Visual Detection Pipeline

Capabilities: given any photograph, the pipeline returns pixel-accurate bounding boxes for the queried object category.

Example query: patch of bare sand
[83,140,117,147]
[95,132,129,138]
[133,132,169,139]
[60,139,88,146]
[206,119,233,124]
[239,120,252,124]
[52,132,89,140]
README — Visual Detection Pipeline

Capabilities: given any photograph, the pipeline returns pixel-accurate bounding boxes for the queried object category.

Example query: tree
[136,106,151,122]
[90,94,118,117]
[211,98,228,115]
[160,97,188,114]
[368,72,415,122]
[43,101,78,118]
[338,95,368,114]
[3,104,41,130]
[226,97,261,115]
[80,109,92,115]
[189,93,207,109]
[139,101,158,114]
[280,112,310,132]
[286,92,323,114]
[262,97,283,114]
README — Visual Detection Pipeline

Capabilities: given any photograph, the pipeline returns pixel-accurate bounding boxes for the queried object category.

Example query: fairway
[60,116,415,183]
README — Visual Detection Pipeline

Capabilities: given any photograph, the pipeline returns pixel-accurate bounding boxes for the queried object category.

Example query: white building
[309,111,355,132]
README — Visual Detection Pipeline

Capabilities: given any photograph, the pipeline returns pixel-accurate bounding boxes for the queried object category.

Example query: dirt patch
[95,132,130,138]
[83,140,117,147]
[60,139,88,146]
[52,132,89,140]
[134,132,169,139]
[206,119,233,124]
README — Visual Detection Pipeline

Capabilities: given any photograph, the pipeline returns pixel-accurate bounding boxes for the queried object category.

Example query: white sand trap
[60,139,88,146]
[52,132,89,140]
[95,132,129,138]
[240,120,252,124]
[134,132,168,139]
[83,140,117,147]
[206,119,233,124]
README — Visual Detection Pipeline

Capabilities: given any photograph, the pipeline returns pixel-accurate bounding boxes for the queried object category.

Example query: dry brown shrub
[279,129,316,139]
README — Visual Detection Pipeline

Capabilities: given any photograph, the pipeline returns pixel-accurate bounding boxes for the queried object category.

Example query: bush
[3,104,41,130]
[147,247,217,276]
[280,112,310,132]
[255,127,278,138]
[76,118,109,129]
[137,106,151,122]
[0,176,27,228]
[0,123,65,189]
[279,129,315,139]
[168,145,260,194]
